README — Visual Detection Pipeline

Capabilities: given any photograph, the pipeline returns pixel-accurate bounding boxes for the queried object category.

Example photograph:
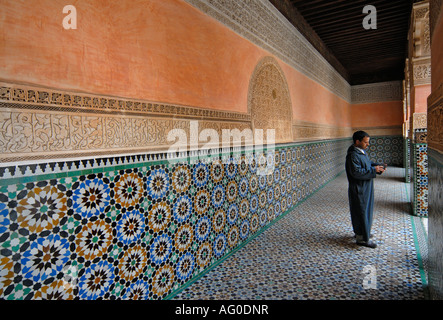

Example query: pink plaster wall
[413,85,432,113]
[0,0,264,113]
[0,0,367,132]
[282,63,351,127]
[351,101,403,128]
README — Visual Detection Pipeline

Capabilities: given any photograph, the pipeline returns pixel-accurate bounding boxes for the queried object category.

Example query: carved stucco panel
[248,57,293,144]
[413,2,431,58]
[427,87,443,151]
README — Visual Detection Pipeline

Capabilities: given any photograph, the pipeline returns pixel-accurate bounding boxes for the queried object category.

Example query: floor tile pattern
[172,167,428,300]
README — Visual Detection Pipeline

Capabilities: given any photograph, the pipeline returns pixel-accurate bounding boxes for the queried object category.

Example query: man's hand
[375,165,385,174]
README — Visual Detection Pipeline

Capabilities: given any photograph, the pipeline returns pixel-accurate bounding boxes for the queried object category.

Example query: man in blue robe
[345,131,386,248]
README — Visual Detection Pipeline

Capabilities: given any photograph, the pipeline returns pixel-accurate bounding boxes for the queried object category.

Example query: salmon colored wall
[0,0,354,129]
[0,0,265,113]
[351,101,403,128]
[413,85,432,113]
[282,64,352,127]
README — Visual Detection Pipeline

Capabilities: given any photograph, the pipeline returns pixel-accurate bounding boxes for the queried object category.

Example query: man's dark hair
[352,130,370,143]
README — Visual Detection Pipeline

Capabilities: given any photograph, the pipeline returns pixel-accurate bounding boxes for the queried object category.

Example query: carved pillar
[403,60,412,182]
[407,0,431,216]
[427,0,443,300]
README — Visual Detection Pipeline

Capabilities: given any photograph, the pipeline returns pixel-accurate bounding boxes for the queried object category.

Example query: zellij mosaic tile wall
[408,129,428,217]
[0,139,349,299]
[411,143,428,217]
[367,136,403,167]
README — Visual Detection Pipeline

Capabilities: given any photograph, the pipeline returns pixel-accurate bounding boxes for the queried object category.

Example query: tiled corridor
[171,167,429,300]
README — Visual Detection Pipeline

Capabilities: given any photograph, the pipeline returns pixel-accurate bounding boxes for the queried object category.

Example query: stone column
[427,0,443,301]
[407,0,431,216]
[403,61,411,182]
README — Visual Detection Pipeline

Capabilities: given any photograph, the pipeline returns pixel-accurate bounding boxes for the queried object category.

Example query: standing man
[345,131,386,248]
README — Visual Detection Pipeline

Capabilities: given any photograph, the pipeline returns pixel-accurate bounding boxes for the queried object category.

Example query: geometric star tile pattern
[411,143,428,217]
[367,136,403,167]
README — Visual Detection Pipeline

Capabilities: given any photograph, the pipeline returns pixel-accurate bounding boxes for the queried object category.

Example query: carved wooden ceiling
[270,0,415,85]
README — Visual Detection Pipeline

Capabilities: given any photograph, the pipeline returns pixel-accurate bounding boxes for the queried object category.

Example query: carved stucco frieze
[292,121,352,142]
[0,105,252,162]
[351,81,403,104]
[413,112,428,129]
[0,83,251,123]
[427,84,443,151]
[412,112,428,143]
[0,82,253,162]
[412,2,431,58]
[412,57,432,85]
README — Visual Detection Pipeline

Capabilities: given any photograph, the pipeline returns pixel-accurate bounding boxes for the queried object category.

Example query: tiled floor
[171,167,428,300]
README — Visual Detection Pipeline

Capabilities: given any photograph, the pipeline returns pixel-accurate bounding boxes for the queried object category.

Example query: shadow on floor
[324,234,360,249]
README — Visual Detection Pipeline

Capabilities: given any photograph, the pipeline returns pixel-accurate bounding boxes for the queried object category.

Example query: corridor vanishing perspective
[1,0,442,301]
[172,167,428,300]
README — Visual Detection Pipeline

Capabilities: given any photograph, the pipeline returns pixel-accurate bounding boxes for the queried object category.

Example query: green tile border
[410,216,429,299]
[405,181,429,298]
